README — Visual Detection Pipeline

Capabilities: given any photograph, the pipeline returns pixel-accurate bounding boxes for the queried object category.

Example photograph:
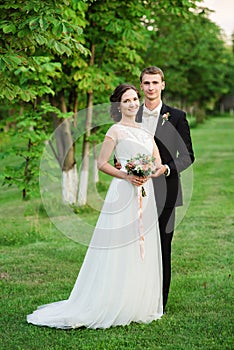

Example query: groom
[137,66,195,311]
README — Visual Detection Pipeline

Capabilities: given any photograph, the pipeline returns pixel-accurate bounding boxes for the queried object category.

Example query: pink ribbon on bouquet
[138,186,145,260]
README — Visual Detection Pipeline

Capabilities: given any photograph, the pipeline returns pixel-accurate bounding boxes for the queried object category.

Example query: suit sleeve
[167,112,195,175]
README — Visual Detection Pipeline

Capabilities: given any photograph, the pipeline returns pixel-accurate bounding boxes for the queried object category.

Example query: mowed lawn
[0,116,233,350]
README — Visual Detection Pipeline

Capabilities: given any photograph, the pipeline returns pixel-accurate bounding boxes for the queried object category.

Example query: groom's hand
[153,165,167,178]
[115,161,122,170]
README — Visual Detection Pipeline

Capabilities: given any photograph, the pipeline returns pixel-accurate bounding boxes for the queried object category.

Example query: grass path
[0,116,233,350]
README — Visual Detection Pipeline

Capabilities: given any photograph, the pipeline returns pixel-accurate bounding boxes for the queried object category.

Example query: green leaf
[34,34,47,45]
[74,42,89,55]
[37,86,55,96]
[39,17,49,31]
[2,55,23,69]
[53,41,72,56]
[29,17,40,30]
[20,90,37,102]
[0,58,6,70]
[0,86,15,100]
[2,23,16,34]
[53,22,63,36]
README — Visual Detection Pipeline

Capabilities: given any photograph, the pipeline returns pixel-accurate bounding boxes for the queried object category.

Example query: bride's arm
[97,136,127,179]
[97,136,144,186]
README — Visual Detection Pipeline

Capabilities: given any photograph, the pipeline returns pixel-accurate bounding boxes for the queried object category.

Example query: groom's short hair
[140,66,165,82]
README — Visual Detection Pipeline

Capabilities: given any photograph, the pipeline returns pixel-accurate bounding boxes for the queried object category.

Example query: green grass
[0,116,233,350]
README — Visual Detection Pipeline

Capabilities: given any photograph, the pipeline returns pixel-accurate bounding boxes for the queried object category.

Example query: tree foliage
[0,0,88,101]
[142,6,234,113]
[2,103,55,198]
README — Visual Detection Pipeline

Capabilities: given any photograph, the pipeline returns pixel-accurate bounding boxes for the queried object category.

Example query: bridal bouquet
[125,154,157,197]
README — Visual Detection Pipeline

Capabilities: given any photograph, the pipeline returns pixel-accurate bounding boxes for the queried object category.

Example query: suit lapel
[137,103,170,137]
[156,103,168,137]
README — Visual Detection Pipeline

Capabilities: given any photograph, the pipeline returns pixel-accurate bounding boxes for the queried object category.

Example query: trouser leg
[158,207,175,310]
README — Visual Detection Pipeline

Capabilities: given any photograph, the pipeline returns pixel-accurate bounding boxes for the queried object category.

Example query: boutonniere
[162,112,170,126]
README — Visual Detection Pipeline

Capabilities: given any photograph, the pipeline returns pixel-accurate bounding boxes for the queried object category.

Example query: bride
[27,84,165,329]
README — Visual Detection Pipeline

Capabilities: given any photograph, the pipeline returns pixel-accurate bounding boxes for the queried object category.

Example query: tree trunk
[78,43,95,206]
[93,139,99,183]
[72,91,78,128]
[78,91,93,205]
[62,164,78,204]
[50,91,78,204]
[61,118,78,204]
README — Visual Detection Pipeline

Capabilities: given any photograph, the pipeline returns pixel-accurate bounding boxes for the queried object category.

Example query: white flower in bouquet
[125,154,158,196]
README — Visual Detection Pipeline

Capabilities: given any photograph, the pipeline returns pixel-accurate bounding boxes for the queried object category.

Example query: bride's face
[120,89,140,118]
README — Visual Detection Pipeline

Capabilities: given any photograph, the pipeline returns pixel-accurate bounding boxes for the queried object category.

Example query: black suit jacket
[136,104,195,209]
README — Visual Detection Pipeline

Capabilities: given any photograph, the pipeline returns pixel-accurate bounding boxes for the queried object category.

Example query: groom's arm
[168,111,195,175]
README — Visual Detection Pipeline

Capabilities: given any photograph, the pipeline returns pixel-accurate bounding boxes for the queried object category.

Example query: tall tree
[76,0,150,204]
[76,0,200,205]
[0,0,89,202]
[141,4,234,118]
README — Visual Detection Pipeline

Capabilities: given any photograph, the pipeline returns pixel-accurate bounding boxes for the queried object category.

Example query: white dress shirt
[142,101,162,136]
[142,101,170,176]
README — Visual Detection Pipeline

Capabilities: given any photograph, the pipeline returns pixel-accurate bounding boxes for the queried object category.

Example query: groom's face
[140,74,165,101]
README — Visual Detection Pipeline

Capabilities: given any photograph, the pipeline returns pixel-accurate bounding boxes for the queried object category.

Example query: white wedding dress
[27,124,163,329]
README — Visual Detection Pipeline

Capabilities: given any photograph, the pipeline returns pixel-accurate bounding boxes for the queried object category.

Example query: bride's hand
[126,174,146,187]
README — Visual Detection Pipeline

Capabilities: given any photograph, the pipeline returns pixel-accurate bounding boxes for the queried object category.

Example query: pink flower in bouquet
[142,164,149,172]
[125,154,158,196]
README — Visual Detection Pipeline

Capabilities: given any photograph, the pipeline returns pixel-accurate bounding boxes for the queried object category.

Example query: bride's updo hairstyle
[110,84,140,122]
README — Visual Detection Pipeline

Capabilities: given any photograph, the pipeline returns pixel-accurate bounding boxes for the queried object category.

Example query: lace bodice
[106,124,154,170]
